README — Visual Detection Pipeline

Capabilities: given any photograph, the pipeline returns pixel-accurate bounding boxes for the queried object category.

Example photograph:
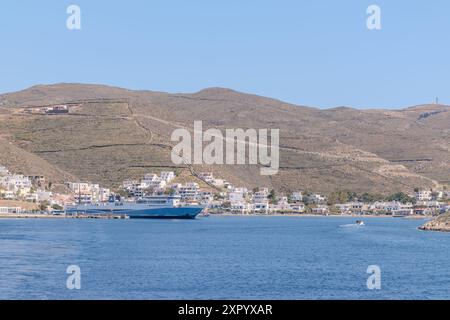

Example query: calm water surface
[0,216,449,299]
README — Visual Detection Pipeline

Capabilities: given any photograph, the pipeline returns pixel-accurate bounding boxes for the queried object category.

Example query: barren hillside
[0,83,448,194]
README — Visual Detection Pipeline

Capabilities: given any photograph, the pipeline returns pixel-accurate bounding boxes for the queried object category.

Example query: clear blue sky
[0,0,449,108]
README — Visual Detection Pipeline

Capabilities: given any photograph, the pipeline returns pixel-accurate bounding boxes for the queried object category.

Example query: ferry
[65,195,204,219]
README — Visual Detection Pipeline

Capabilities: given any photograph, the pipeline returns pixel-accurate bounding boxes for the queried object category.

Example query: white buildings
[311,205,329,215]
[0,207,22,214]
[308,193,326,204]
[198,172,214,183]
[1,190,16,200]
[227,187,250,213]
[416,190,432,202]
[274,196,291,211]
[225,188,308,214]
[230,202,253,214]
[0,174,32,197]
[68,182,110,203]
[123,171,176,196]
[252,189,269,214]
[290,203,306,213]
[141,174,167,190]
[433,191,444,201]
[160,171,175,183]
[228,187,247,203]
[122,179,139,190]
[253,202,269,214]
[368,201,414,215]
[0,166,52,208]
[172,183,200,202]
[253,188,269,203]
[198,172,225,187]
[127,184,145,198]
[198,191,214,204]
[0,166,9,176]
[212,179,225,187]
[290,191,303,202]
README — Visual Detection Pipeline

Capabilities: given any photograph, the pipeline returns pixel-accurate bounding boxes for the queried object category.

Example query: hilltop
[0,83,448,194]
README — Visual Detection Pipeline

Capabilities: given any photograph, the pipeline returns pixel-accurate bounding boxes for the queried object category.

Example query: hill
[0,83,448,194]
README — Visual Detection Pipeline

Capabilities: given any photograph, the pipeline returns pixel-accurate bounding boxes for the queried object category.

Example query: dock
[0,213,129,219]
[67,213,129,219]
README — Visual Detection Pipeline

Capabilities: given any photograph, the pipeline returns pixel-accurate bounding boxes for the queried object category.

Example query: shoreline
[0,214,65,219]
[418,214,450,232]
[209,213,432,219]
[0,213,433,220]
[0,213,127,219]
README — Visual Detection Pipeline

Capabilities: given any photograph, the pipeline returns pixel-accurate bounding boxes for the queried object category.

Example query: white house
[230,202,252,214]
[160,171,175,183]
[275,196,291,211]
[311,205,329,215]
[199,191,214,204]
[122,179,139,189]
[0,166,9,176]
[253,202,269,214]
[290,192,303,202]
[142,179,167,190]
[68,182,110,203]
[416,190,432,202]
[290,203,306,213]
[253,189,269,203]
[198,172,215,183]
[0,207,22,214]
[228,187,247,203]
[175,183,199,201]
[0,175,32,193]
[308,194,326,204]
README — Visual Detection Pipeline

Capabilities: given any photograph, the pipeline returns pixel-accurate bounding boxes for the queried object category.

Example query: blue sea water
[0,216,449,300]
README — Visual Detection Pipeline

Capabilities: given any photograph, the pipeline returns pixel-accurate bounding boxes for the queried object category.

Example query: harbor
[0,212,129,219]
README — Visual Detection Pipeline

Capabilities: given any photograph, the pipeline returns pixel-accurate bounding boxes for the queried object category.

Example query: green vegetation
[221,201,231,208]
[51,204,63,210]
[385,192,416,204]
[325,190,416,205]
[165,188,176,195]
[39,200,50,211]
[359,192,384,203]
[116,189,129,197]
[268,189,278,204]
[327,190,357,205]
[214,193,225,200]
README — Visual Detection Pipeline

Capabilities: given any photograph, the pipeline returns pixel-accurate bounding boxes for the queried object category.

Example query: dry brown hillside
[0,83,448,195]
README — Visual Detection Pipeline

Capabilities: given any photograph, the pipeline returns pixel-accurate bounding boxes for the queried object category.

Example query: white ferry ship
[65,195,203,219]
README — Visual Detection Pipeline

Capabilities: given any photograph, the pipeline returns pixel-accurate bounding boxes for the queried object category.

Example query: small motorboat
[355,220,365,226]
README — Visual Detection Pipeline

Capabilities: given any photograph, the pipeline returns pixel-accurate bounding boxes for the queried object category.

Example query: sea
[0,216,449,299]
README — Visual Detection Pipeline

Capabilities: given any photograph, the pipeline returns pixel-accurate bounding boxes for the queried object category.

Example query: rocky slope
[419,214,450,232]
[0,83,448,194]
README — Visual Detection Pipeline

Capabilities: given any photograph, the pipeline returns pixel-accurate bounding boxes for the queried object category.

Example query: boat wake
[339,224,365,228]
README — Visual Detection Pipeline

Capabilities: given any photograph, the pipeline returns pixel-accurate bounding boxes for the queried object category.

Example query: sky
[0,0,449,108]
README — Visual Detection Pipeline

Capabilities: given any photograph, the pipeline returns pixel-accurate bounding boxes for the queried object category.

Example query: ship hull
[125,207,203,219]
[66,206,203,219]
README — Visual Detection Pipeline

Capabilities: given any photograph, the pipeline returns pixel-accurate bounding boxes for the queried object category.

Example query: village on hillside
[0,164,449,217]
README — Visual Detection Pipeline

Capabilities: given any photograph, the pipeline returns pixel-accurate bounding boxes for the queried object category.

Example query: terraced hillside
[0,83,448,194]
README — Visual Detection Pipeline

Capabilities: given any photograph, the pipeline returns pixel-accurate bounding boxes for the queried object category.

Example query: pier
[0,213,129,219]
